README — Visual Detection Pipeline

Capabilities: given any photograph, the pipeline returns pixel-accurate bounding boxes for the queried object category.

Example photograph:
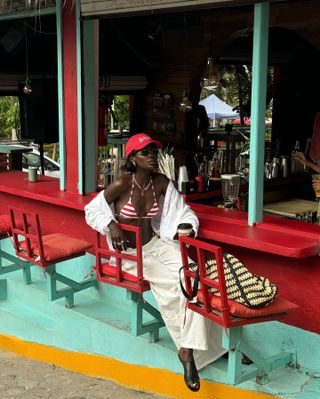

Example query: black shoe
[178,354,200,392]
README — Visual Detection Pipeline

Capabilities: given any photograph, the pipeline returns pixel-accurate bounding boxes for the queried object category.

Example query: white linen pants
[142,235,226,370]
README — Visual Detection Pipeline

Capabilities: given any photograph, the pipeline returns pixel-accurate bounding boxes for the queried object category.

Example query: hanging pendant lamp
[200,57,220,91]
[23,21,32,95]
[178,90,192,113]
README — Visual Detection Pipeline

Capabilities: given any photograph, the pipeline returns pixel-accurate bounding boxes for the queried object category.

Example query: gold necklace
[132,174,151,197]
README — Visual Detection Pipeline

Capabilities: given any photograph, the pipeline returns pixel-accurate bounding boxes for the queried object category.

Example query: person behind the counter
[84,133,226,392]
[294,151,320,224]
[293,152,320,193]
[185,85,210,178]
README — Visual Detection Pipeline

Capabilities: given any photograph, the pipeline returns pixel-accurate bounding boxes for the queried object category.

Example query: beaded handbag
[179,253,278,309]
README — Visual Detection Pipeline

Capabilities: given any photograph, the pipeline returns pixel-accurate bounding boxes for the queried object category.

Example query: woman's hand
[108,221,130,251]
[174,229,195,240]
[293,152,307,164]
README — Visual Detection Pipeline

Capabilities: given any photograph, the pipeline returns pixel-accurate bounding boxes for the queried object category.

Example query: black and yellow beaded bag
[179,253,278,309]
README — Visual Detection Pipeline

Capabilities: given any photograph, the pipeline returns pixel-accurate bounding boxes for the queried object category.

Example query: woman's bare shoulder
[152,172,170,193]
[104,174,132,203]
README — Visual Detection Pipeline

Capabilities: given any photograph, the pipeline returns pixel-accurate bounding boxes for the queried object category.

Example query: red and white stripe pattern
[119,177,159,219]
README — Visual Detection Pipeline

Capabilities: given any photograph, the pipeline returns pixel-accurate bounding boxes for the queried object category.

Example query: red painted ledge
[190,203,320,258]
[0,171,96,211]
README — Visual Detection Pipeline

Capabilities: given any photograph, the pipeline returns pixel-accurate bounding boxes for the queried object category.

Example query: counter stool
[9,207,96,308]
[179,235,298,386]
[0,214,31,286]
[94,223,164,342]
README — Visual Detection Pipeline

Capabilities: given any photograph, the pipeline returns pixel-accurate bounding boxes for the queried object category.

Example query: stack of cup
[178,166,189,192]
[221,174,240,208]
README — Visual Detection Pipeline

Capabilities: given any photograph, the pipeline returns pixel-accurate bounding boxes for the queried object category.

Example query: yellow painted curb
[0,333,279,399]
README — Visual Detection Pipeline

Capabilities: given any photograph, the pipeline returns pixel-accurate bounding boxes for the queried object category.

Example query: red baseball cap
[125,133,162,157]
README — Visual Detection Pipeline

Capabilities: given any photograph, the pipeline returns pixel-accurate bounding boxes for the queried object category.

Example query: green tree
[0,96,20,139]
[200,64,273,124]
[113,95,129,131]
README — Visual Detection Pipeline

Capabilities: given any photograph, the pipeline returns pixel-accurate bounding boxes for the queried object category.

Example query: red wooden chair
[9,207,96,308]
[0,214,31,289]
[94,223,164,342]
[179,235,298,385]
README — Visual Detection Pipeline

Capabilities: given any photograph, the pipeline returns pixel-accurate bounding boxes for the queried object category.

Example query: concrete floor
[0,349,173,399]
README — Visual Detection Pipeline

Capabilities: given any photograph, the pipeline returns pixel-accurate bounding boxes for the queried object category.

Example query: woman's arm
[85,177,127,234]
[294,152,320,173]
[84,191,116,234]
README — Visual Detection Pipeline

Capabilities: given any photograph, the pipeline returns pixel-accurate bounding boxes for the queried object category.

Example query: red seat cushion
[20,233,93,262]
[197,291,298,319]
[98,263,139,283]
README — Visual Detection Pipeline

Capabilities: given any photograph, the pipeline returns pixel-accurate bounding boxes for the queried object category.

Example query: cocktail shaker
[265,162,271,179]
[280,156,289,178]
[271,157,279,179]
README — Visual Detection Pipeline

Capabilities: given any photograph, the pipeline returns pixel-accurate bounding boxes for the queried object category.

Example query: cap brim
[136,140,162,151]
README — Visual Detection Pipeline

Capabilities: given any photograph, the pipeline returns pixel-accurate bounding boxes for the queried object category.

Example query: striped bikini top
[118,176,160,219]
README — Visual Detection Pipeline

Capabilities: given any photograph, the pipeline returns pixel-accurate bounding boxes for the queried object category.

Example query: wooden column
[248,2,270,225]
[61,0,80,193]
[82,20,99,194]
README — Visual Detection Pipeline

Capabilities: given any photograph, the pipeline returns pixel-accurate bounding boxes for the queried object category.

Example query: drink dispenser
[221,174,240,209]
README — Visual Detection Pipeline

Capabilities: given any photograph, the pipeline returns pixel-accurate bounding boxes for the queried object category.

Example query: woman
[85,133,225,392]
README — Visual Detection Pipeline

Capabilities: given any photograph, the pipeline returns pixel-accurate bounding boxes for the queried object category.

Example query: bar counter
[0,171,97,247]
[189,202,320,334]
[191,202,320,257]
[0,171,95,211]
[0,170,319,334]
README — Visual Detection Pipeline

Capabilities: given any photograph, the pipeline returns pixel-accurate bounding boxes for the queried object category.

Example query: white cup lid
[221,174,240,180]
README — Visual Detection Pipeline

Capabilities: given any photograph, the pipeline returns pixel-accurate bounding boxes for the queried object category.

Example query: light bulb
[178,91,192,113]
[23,79,32,94]
[200,57,219,91]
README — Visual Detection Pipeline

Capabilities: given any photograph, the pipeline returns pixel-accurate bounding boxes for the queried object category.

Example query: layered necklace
[132,174,151,197]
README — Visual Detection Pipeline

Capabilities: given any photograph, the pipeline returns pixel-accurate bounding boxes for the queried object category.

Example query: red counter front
[0,171,319,334]
[0,171,97,249]
[190,203,320,334]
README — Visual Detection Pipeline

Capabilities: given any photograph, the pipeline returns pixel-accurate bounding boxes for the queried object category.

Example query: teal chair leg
[127,290,165,343]
[46,264,97,308]
[222,326,293,385]
[0,248,32,283]
[223,327,243,385]
[0,279,7,301]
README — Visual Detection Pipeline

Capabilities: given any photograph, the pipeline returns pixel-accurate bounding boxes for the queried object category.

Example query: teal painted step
[0,258,320,397]
[292,393,320,399]
[0,273,178,368]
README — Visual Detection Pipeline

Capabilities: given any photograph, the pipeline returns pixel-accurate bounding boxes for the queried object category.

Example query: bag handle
[179,263,200,301]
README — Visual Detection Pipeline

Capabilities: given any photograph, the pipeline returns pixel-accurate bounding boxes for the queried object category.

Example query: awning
[199,94,239,119]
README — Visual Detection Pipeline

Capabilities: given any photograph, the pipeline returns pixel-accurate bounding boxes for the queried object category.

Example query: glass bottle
[291,140,300,174]
[293,140,300,153]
